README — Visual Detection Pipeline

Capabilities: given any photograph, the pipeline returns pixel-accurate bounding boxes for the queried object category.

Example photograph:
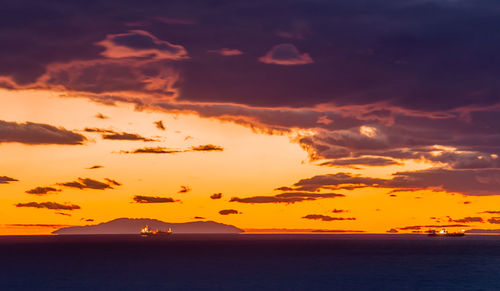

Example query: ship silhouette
[140,225,172,236]
[427,229,465,237]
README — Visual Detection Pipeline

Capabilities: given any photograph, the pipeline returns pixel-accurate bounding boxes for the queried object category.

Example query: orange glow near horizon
[1,88,499,235]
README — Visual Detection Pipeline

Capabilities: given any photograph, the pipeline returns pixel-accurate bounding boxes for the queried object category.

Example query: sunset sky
[2,0,500,235]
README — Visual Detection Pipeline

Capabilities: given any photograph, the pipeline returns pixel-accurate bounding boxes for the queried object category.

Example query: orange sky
[1,88,499,235]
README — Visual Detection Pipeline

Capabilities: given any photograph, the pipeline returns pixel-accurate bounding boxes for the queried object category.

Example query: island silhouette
[53,218,243,235]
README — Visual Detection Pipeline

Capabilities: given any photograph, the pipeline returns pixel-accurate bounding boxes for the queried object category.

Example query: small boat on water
[140,225,172,236]
[427,229,465,237]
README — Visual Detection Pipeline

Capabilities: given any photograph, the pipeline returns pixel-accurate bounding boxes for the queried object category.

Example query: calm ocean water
[1,234,499,290]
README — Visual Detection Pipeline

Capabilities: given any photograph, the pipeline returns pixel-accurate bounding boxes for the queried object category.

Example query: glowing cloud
[97,30,189,60]
[259,44,313,65]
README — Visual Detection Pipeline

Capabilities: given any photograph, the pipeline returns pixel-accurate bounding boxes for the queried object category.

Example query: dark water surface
[1,234,499,290]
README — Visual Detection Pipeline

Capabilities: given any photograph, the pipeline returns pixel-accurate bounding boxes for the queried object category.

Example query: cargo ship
[140,225,172,236]
[428,229,465,237]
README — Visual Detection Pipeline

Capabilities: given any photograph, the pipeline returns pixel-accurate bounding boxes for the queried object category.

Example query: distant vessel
[428,229,465,237]
[140,225,172,236]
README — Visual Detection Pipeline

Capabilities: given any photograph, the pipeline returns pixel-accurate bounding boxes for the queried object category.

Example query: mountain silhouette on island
[53,218,243,235]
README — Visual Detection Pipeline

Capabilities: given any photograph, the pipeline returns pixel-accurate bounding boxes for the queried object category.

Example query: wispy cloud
[230,192,344,204]
[15,202,81,210]
[190,144,224,152]
[58,178,119,190]
[133,195,178,203]
[122,147,182,154]
[259,44,313,65]
[25,187,61,195]
[302,214,356,221]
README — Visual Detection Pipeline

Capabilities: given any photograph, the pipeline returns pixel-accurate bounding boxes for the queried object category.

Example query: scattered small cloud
[133,195,177,203]
[451,216,483,223]
[122,147,182,154]
[194,216,205,219]
[190,144,224,152]
[210,193,222,199]
[87,165,103,170]
[58,178,119,190]
[207,48,244,56]
[184,136,193,141]
[259,44,313,65]
[488,217,500,224]
[102,132,156,142]
[154,120,165,130]
[179,186,191,193]
[302,214,356,221]
[84,128,115,133]
[332,209,347,213]
[0,176,18,184]
[85,128,157,142]
[96,30,189,60]
[15,202,81,210]
[480,211,500,214]
[55,212,71,217]
[95,113,108,119]
[25,187,61,195]
[219,209,240,215]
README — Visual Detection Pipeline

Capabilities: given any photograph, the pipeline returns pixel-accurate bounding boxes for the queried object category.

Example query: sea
[1,234,499,290]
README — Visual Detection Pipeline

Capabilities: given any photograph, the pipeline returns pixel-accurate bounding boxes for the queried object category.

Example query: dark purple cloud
[15,202,81,210]
[101,132,156,142]
[302,215,355,221]
[58,178,119,190]
[122,147,182,154]
[230,192,344,204]
[25,186,61,195]
[0,176,18,184]
[0,120,85,145]
[97,30,188,60]
[293,169,500,196]
[87,165,103,170]
[178,185,191,193]
[0,0,499,112]
[319,157,400,167]
[0,0,500,199]
[133,195,177,203]
[210,193,222,199]
[190,144,224,152]
[219,209,240,215]
[488,217,500,224]
[451,217,483,223]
